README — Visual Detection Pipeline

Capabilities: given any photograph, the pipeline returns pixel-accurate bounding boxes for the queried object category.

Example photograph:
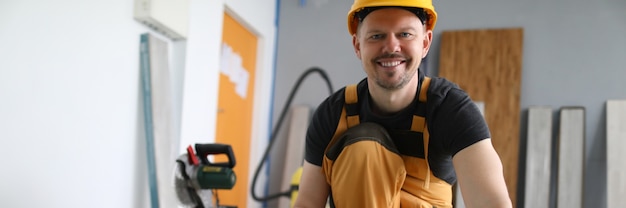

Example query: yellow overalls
[322,77,453,208]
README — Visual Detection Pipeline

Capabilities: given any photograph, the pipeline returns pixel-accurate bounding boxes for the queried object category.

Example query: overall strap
[410,76,432,188]
[419,77,431,103]
[328,77,432,173]
[344,84,360,128]
[325,85,359,153]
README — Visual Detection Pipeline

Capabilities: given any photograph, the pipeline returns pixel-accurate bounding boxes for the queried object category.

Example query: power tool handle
[195,143,237,168]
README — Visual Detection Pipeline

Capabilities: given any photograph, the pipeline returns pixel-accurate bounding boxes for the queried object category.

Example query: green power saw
[174,143,237,208]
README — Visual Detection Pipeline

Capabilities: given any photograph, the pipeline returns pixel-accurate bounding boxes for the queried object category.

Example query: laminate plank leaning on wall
[524,106,552,208]
[607,100,626,208]
[557,107,585,208]
[439,28,524,205]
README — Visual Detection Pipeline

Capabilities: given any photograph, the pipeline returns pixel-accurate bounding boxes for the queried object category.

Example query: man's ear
[422,30,433,58]
[352,34,361,59]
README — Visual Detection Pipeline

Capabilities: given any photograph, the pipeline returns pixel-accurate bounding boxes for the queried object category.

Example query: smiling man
[294,0,512,207]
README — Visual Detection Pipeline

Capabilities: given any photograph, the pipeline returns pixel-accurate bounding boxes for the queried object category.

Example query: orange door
[215,12,258,208]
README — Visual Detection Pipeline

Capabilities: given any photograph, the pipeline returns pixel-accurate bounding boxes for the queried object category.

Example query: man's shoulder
[428,76,459,93]
[313,80,361,117]
[326,78,368,105]
[427,76,465,102]
[424,76,475,116]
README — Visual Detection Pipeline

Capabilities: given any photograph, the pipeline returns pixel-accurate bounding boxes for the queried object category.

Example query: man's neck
[367,74,419,116]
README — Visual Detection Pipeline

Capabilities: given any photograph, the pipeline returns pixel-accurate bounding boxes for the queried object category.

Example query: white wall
[0,0,276,207]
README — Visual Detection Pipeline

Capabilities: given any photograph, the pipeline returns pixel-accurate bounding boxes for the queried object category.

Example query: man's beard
[375,68,415,90]
[371,53,416,90]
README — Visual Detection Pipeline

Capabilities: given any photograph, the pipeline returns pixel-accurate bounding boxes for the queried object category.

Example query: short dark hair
[354,6,429,25]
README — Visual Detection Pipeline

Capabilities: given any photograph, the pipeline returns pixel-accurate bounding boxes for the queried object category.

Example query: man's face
[353,7,432,90]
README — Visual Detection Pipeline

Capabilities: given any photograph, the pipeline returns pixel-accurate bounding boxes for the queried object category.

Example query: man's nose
[383,35,401,53]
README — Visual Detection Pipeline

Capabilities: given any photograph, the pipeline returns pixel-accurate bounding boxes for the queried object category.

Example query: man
[294,0,512,207]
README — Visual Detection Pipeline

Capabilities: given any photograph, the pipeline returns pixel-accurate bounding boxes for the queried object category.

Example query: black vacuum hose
[250,67,334,202]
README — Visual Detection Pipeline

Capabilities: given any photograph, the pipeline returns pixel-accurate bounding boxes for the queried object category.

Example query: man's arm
[293,161,330,208]
[452,139,512,208]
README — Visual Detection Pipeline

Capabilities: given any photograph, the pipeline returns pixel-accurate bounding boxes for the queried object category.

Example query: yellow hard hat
[347,0,437,35]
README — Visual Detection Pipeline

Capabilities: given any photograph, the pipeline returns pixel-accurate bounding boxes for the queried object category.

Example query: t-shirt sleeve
[429,86,491,156]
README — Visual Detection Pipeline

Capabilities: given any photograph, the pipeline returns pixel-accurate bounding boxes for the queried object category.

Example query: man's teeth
[380,61,402,67]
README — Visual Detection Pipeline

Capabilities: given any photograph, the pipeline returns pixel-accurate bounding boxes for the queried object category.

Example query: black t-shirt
[305,73,490,184]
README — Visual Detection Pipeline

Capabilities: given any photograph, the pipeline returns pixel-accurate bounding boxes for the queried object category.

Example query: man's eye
[370,34,382,39]
[400,32,413,38]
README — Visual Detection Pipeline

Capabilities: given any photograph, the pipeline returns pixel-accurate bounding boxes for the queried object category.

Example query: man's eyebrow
[363,29,383,34]
[364,27,418,34]
[398,26,419,32]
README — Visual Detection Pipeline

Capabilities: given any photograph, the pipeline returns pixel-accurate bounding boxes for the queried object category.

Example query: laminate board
[556,107,585,208]
[439,28,524,206]
[607,100,626,208]
[278,106,310,208]
[524,106,553,208]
